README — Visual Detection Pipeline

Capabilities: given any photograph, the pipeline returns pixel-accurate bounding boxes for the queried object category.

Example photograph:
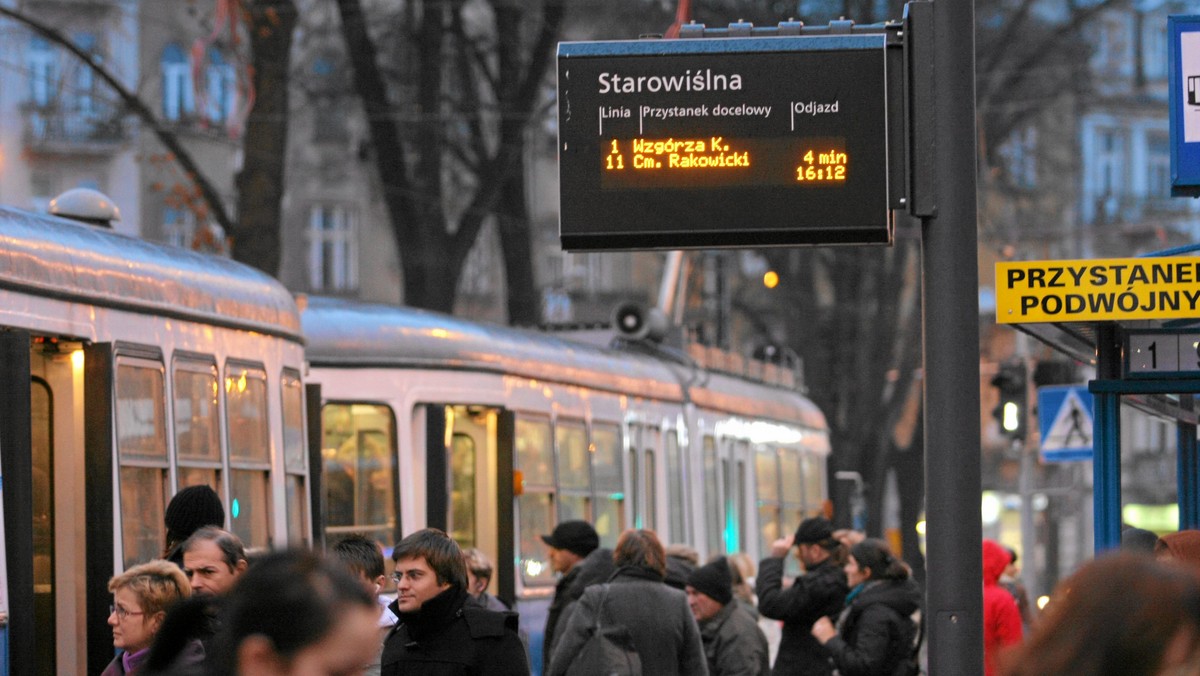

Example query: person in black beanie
[162,485,225,567]
[688,557,770,676]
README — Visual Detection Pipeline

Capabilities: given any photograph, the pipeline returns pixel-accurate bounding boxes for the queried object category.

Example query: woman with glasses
[104,559,196,675]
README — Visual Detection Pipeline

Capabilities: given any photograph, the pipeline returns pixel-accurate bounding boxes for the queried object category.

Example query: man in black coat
[540,520,614,672]
[757,516,849,675]
[380,529,527,676]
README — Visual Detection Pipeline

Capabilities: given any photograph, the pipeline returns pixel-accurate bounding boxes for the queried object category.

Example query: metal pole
[1178,396,1198,529]
[922,0,983,671]
[1093,323,1122,552]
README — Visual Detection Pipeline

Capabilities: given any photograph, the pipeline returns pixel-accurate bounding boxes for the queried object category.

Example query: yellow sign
[995,257,1200,323]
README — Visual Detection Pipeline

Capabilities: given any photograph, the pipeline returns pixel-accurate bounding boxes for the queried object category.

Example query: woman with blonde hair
[103,560,196,675]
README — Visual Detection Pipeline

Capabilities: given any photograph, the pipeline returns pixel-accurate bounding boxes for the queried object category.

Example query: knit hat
[794,516,834,545]
[540,520,600,557]
[687,557,733,605]
[165,485,225,543]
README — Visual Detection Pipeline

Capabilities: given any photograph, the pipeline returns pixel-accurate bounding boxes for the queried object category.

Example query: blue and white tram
[0,204,309,675]
[301,295,832,673]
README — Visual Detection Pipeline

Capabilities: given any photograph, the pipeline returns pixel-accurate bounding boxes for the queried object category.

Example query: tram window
[115,359,169,568]
[173,360,222,498]
[591,423,624,548]
[281,371,308,546]
[665,431,685,543]
[781,449,805,524]
[516,416,554,487]
[556,421,590,522]
[644,450,656,531]
[515,416,555,586]
[225,364,270,548]
[173,362,220,463]
[449,432,477,548]
[802,453,825,513]
[756,448,781,560]
[703,436,721,554]
[320,403,396,548]
[629,448,640,528]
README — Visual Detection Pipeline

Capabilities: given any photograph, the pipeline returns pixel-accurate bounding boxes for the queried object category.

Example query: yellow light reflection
[70,349,84,371]
[431,328,450,339]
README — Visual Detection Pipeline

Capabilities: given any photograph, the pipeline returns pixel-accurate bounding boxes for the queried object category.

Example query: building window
[307,204,358,292]
[1147,133,1171,198]
[162,43,194,122]
[203,49,237,126]
[163,207,196,248]
[1096,129,1124,197]
[1143,17,1167,82]
[998,126,1037,189]
[28,36,57,107]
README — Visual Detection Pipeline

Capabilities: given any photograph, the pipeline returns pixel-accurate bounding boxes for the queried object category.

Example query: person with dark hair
[143,527,249,671]
[756,516,849,675]
[688,556,770,676]
[201,548,381,675]
[331,534,396,676]
[811,539,921,676]
[162,485,225,567]
[463,547,509,612]
[1121,526,1159,554]
[180,526,248,597]
[983,539,1023,676]
[103,560,199,675]
[665,543,700,591]
[548,529,707,676]
[1000,546,1035,631]
[380,528,527,675]
[1001,554,1200,676]
[541,519,615,671]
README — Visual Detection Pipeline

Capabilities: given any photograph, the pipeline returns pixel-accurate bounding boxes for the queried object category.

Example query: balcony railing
[21,102,127,153]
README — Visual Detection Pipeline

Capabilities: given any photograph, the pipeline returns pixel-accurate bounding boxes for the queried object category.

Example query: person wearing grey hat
[756,516,849,675]
[540,520,614,673]
[688,557,770,676]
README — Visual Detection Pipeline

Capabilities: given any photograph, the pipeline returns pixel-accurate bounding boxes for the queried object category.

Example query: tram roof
[0,207,302,340]
[301,295,827,431]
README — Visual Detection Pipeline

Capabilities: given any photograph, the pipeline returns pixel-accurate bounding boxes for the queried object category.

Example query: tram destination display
[558,35,893,250]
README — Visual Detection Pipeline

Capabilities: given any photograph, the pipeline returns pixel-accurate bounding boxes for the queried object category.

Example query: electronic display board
[558,35,893,251]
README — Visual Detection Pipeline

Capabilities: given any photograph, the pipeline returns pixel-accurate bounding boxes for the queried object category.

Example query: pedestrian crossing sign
[1038,385,1094,462]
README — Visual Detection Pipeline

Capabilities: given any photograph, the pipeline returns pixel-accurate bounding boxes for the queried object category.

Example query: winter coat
[823,578,921,676]
[699,599,771,676]
[983,540,1022,676]
[547,565,708,676]
[380,586,528,676]
[757,556,848,675]
[542,547,615,671]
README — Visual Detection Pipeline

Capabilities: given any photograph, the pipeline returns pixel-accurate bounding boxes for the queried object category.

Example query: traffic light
[991,362,1027,440]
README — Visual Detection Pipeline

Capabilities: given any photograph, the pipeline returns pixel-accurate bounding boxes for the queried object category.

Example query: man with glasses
[380,529,527,675]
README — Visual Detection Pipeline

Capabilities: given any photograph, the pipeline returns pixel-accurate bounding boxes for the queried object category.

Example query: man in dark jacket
[541,520,614,671]
[688,557,770,676]
[757,516,849,675]
[380,529,527,676]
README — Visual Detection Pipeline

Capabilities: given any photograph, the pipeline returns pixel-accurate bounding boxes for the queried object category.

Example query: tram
[0,195,309,675]
[301,295,832,672]
[0,194,832,676]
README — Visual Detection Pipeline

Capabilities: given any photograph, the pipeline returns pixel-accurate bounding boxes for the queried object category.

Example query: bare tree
[335,0,565,319]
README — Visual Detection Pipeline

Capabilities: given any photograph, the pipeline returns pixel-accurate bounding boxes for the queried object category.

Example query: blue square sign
[1170,15,1200,196]
[1038,385,1094,462]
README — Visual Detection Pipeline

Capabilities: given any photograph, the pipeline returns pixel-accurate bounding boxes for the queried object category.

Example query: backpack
[565,584,642,676]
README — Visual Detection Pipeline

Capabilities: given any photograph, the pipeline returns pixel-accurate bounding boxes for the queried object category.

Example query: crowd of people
[100,484,1200,675]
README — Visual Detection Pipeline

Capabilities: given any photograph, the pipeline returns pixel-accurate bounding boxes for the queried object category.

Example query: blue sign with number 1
[1170,15,1200,196]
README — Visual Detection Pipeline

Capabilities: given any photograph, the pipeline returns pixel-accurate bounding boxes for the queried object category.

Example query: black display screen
[557,35,893,250]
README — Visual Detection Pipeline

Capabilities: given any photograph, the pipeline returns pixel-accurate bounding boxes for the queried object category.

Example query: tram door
[319,403,402,560]
[0,333,90,676]
[425,405,516,604]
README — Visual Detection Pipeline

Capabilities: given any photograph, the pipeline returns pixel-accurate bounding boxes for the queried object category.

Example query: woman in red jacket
[983,539,1023,676]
